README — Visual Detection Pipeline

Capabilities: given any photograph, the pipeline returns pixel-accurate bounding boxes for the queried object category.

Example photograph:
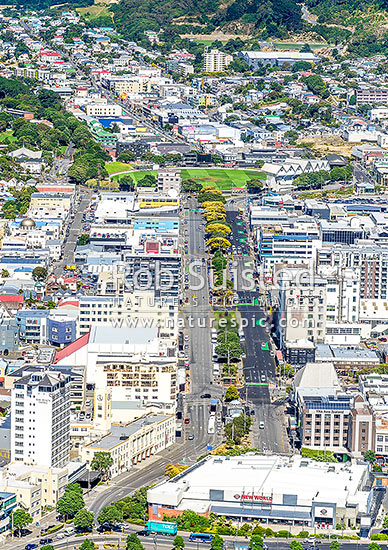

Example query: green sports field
[105,162,133,175]
[112,168,266,190]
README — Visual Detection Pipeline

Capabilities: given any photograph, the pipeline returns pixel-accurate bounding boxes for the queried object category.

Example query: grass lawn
[273,41,329,50]
[105,162,132,175]
[0,130,16,144]
[77,2,111,19]
[113,168,265,190]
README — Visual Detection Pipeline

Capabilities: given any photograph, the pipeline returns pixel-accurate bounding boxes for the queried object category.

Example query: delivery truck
[144,521,178,536]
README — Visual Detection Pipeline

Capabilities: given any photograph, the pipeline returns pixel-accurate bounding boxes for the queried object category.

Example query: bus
[189,533,213,543]
[208,415,215,435]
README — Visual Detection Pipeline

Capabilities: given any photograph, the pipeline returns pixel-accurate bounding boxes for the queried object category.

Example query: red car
[184,418,190,424]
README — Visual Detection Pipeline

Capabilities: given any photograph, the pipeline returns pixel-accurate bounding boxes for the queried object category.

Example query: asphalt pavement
[6,527,384,550]
[226,202,288,454]
[54,190,92,277]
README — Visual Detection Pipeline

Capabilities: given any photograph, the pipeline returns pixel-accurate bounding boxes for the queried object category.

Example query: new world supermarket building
[147,455,378,530]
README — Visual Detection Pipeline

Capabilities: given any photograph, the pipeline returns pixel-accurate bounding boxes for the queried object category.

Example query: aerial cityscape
[1,1,388,549]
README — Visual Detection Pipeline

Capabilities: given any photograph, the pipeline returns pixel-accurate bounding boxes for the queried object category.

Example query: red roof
[53,331,90,364]
[0,295,24,304]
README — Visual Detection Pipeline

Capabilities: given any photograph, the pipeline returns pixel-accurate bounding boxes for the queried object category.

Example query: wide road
[87,196,222,518]
[181,195,223,443]
[226,201,288,454]
[54,189,92,277]
[5,527,382,550]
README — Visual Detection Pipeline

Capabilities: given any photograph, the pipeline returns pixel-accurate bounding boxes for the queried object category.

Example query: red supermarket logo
[234,494,273,502]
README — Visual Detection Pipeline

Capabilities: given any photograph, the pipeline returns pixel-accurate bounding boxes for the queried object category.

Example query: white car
[259,421,265,429]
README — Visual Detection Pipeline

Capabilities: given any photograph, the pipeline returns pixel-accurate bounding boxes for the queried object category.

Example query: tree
[1,269,9,278]
[182,179,202,193]
[206,222,231,236]
[364,450,376,463]
[206,237,231,251]
[97,504,123,526]
[224,414,252,445]
[41,546,55,550]
[225,385,239,402]
[12,509,32,535]
[250,535,264,550]
[165,464,188,478]
[198,192,226,204]
[119,175,135,191]
[73,508,94,531]
[300,43,312,53]
[137,174,156,187]
[91,451,113,480]
[303,74,329,99]
[368,544,381,550]
[174,536,185,549]
[57,491,84,519]
[290,542,304,550]
[77,234,90,246]
[330,541,340,550]
[349,94,356,106]
[32,266,48,281]
[80,540,95,550]
[117,151,136,162]
[211,534,224,550]
[383,515,388,529]
[247,178,264,193]
[127,533,145,550]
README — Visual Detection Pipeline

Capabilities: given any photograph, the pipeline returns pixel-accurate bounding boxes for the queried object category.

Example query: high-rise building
[11,369,71,467]
[203,48,233,72]
[276,266,327,349]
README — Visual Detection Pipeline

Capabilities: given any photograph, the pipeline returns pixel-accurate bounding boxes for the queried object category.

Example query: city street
[5,527,386,550]
[54,189,92,277]
[226,202,288,453]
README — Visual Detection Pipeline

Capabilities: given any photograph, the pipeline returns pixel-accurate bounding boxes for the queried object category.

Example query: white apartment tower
[203,48,233,72]
[11,370,71,468]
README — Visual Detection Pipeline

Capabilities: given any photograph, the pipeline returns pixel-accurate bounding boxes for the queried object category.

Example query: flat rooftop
[148,454,369,511]
[87,414,171,450]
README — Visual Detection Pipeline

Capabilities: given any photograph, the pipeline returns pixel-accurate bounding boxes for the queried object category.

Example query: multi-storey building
[317,245,388,300]
[294,362,351,453]
[356,87,388,104]
[258,218,321,279]
[203,48,233,72]
[11,369,71,467]
[156,168,181,196]
[276,267,327,350]
[78,292,178,336]
[81,414,175,478]
[55,325,177,427]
